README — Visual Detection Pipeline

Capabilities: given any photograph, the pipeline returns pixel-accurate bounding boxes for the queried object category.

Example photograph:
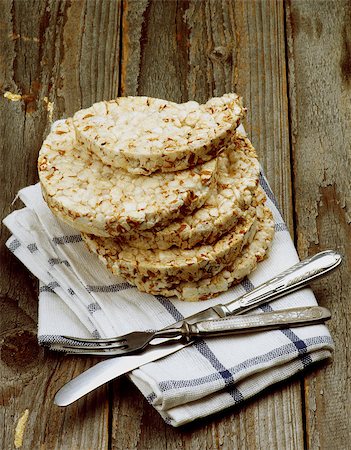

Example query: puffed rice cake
[38,119,218,237]
[119,133,262,250]
[73,94,245,175]
[81,204,261,289]
[130,206,274,301]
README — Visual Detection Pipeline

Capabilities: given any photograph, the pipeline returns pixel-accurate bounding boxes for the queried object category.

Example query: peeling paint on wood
[286,1,351,448]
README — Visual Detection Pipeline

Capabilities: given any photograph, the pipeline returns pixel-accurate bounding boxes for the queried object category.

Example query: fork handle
[185,306,330,338]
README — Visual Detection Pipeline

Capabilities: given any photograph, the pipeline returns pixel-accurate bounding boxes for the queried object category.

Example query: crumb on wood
[44,97,54,123]
[8,33,39,42]
[4,91,22,102]
[14,409,29,449]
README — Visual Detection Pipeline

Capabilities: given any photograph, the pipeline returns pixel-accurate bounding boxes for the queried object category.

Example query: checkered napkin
[3,180,334,427]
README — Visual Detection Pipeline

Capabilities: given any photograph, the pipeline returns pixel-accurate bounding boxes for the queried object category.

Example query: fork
[58,306,331,356]
[56,250,341,356]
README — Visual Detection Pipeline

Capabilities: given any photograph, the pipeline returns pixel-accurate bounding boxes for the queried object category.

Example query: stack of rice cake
[38,94,275,301]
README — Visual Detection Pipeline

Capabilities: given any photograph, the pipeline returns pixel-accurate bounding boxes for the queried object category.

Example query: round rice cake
[119,134,262,250]
[82,206,259,286]
[117,205,274,301]
[38,119,218,237]
[73,94,245,175]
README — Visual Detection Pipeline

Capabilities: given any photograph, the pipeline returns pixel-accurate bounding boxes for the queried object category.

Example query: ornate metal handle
[218,250,341,316]
[187,306,331,337]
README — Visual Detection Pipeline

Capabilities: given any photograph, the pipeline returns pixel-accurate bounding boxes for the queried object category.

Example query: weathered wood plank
[111,1,302,448]
[121,0,293,231]
[112,376,305,450]
[286,1,351,449]
[0,1,121,448]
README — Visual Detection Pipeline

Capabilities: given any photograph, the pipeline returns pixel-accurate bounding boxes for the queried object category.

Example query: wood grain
[1,0,349,448]
[286,1,351,449]
[111,1,302,448]
[0,1,121,448]
[121,0,293,231]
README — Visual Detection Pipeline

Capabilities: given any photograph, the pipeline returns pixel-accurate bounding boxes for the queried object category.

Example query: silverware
[59,306,331,356]
[54,250,341,406]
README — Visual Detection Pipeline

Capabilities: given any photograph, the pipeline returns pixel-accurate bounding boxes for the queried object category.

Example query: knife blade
[54,250,341,406]
[55,341,191,406]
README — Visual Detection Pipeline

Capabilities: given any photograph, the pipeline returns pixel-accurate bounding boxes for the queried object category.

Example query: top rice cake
[38,119,218,237]
[73,94,245,175]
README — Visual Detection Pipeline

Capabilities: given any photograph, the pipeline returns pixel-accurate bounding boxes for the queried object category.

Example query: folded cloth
[3,180,334,427]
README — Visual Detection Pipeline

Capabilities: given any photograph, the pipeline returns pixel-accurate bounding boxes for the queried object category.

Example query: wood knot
[209,46,232,63]
[1,330,41,369]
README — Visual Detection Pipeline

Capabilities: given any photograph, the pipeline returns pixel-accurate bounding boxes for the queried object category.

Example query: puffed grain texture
[89,205,274,301]
[82,206,259,286]
[143,206,275,300]
[119,133,262,250]
[38,119,218,237]
[73,94,245,175]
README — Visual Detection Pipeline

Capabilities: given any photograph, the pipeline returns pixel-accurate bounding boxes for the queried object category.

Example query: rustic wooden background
[1,0,350,448]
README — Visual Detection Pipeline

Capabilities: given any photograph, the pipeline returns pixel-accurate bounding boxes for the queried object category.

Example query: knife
[54,250,341,406]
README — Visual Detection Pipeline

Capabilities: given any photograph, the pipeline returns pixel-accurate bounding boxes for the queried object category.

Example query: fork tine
[60,347,130,356]
[61,334,129,344]
[58,330,155,356]
[60,342,128,351]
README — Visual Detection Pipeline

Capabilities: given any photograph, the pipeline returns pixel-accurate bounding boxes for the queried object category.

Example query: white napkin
[3,180,334,427]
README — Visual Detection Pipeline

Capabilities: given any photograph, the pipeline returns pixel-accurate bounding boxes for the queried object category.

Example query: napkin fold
[4,180,334,427]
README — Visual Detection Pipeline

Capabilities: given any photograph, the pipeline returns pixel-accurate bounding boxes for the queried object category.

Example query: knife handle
[215,250,341,317]
[186,306,331,338]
